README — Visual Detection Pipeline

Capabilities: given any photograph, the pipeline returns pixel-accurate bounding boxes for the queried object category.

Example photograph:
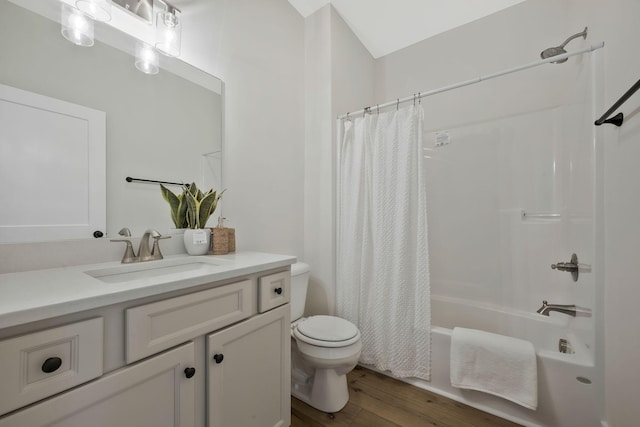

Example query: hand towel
[450,327,537,410]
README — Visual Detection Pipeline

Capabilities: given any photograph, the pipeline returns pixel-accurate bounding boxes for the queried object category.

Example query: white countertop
[0,251,296,330]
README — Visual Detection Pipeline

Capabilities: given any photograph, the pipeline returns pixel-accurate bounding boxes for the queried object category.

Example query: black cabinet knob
[42,357,62,373]
[93,230,104,238]
[184,367,196,378]
[274,287,283,295]
[213,353,224,364]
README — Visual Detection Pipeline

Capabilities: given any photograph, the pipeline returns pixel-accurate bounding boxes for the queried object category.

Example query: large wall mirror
[0,0,223,242]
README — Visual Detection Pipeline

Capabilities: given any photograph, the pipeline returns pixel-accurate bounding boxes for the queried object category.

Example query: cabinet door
[0,342,196,427]
[207,304,291,427]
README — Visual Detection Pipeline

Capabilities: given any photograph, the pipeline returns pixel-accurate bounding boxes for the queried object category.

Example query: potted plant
[161,183,225,255]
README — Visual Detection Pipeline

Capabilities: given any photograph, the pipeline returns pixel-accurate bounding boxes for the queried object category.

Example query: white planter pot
[183,229,210,255]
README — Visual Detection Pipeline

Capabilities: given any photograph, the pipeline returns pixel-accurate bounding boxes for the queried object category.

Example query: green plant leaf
[184,190,199,229]
[174,183,226,229]
[198,190,220,229]
[160,184,181,228]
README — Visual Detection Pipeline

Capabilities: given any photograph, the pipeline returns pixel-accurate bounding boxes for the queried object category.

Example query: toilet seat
[294,315,360,348]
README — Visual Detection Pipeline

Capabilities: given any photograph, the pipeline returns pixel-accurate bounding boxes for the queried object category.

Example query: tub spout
[536,300,591,317]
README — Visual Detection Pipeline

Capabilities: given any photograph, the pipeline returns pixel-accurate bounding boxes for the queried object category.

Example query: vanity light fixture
[75,0,112,22]
[135,41,160,75]
[155,0,181,57]
[61,3,94,47]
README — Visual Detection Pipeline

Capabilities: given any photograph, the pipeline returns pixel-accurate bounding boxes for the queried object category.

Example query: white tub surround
[0,251,295,329]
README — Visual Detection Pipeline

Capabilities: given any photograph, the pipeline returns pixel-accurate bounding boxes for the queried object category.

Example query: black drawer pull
[42,357,62,373]
[274,287,283,295]
[184,367,196,378]
[213,353,224,364]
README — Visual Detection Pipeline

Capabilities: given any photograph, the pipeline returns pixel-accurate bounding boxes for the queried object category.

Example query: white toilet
[290,262,362,413]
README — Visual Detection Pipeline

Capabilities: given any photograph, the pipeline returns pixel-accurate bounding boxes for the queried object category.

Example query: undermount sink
[85,257,227,284]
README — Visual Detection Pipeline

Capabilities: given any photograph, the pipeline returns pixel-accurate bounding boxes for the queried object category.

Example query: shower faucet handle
[551,253,579,282]
[551,262,578,271]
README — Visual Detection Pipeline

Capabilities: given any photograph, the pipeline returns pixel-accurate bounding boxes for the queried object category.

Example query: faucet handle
[118,227,132,237]
[110,239,138,263]
[151,235,171,260]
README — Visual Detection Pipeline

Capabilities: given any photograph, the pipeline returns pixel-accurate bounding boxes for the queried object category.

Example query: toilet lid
[296,315,359,343]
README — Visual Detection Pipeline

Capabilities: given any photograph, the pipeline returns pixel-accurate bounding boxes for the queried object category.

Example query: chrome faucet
[536,300,592,317]
[110,228,138,263]
[111,229,170,263]
[138,229,164,262]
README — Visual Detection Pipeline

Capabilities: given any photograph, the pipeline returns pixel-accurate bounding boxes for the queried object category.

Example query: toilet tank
[290,262,310,321]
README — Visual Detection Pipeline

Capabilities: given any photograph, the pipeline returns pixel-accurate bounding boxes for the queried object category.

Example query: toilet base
[291,367,349,413]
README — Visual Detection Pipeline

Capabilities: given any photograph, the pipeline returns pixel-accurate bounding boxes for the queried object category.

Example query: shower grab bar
[521,210,561,219]
[337,42,604,120]
[594,77,640,127]
[126,176,185,187]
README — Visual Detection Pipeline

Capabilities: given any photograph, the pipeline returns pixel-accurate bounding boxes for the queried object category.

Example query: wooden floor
[291,366,521,427]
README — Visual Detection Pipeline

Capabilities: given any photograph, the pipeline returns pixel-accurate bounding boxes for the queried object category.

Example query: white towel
[450,327,538,410]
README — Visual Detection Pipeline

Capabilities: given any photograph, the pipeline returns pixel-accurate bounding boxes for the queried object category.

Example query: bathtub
[377,296,600,427]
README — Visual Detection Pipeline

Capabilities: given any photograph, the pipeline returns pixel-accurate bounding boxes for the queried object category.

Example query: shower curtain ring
[397,99,400,111]
[418,92,421,104]
[377,104,379,115]
[413,93,416,106]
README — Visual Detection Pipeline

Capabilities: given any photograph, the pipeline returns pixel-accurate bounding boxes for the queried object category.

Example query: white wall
[197,0,306,257]
[302,5,374,315]
[580,1,640,425]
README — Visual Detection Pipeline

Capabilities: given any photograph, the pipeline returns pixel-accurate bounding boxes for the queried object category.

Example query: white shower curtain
[337,104,431,380]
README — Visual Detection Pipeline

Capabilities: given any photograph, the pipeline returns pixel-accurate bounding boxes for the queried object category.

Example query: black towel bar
[594,78,640,127]
[126,177,185,186]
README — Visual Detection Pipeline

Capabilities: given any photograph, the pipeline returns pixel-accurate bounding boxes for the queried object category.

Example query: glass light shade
[135,42,159,75]
[61,4,94,47]
[155,11,181,57]
[76,0,112,22]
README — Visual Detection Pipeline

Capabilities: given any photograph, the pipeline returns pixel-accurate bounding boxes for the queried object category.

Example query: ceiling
[288,0,525,58]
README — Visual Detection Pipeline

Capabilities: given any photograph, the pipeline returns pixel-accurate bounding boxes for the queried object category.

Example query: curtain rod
[337,42,605,120]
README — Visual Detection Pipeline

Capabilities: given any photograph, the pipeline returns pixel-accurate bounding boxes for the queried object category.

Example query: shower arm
[558,27,588,48]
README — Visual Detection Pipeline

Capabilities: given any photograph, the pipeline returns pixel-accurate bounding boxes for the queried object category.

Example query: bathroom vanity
[0,251,294,427]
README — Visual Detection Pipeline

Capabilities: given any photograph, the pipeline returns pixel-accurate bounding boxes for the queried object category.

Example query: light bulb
[155,10,181,57]
[76,0,112,22]
[61,4,94,47]
[135,42,159,75]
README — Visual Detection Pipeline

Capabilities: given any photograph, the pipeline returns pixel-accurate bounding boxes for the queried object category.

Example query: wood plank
[290,366,522,427]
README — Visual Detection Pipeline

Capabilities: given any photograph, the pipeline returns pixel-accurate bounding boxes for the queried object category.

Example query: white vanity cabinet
[208,304,290,427]
[0,258,293,427]
[0,342,196,427]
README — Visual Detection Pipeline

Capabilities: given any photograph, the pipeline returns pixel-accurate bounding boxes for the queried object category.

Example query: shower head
[540,27,588,64]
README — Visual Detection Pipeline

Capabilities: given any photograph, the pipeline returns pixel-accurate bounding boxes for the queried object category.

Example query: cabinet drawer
[0,317,104,416]
[258,271,290,313]
[126,280,255,363]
